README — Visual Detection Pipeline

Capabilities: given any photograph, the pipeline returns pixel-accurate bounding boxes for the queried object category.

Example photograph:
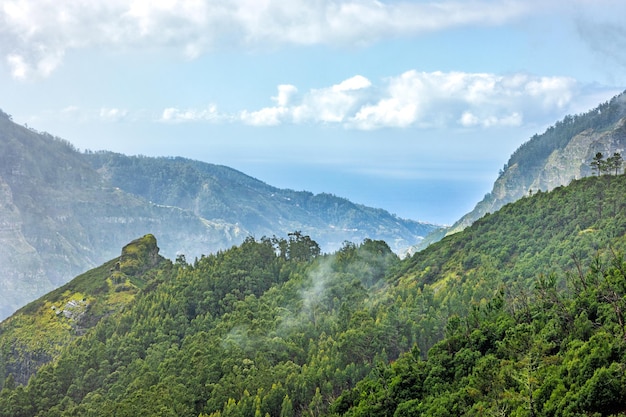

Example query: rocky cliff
[449,90,626,234]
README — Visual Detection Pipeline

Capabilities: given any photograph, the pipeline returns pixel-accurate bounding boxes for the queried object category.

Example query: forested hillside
[1,171,626,416]
[0,234,166,387]
[334,249,626,416]
[0,109,437,321]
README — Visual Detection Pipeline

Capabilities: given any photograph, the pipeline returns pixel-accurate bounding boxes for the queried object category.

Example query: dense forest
[1,172,626,416]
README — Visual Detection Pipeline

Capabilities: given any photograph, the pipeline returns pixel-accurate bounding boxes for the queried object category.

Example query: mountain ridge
[447,90,626,234]
[0,109,438,320]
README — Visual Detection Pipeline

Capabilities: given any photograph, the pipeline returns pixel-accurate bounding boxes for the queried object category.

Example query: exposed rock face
[449,93,626,235]
[0,177,48,316]
[118,234,161,275]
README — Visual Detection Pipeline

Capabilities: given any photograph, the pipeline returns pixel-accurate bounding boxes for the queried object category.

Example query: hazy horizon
[2,0,626,224]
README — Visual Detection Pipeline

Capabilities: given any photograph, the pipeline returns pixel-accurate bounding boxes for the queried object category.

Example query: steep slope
[0,111,241,320]
[83,151,437,252]
[0,234,167,386]
[449,90,626,234]
[334,246,626,416]
[1,173,625,417]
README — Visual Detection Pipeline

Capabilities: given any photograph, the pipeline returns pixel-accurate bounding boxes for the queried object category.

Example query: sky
[1,1,626,225]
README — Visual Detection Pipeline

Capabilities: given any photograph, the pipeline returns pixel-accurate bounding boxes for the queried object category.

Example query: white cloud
[459,111,522,128]
[349,71,580,129]
[3,0,625,80]
[44,70,607,131]
[331,75,372,92]
[296,75,373,123]
[240,107,288,127]
[273,85,298,107]
[240,75,372,126]
[160,104,222,122]
[99,107,128,122]
[6,54,28,79]
[0,0,535,79]
[235,71,582,130]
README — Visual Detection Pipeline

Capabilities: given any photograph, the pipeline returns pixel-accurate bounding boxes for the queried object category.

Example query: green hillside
[1,172,626,416]
[0,234,167,387]
[334,247,626,416]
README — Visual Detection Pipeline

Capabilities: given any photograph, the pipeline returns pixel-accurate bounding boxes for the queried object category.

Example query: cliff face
[0,177,48,315]
[0,112,242,320]
[449,92,626,234]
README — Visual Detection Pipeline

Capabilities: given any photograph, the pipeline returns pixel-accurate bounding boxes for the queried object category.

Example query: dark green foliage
[3,174,626,416]
[592,152,624,176]
[0,234,401,417]
[332,251,626,417]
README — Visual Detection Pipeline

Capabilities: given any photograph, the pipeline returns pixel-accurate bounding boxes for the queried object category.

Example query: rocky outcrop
[448,93,626,235]
[118,234,162,276]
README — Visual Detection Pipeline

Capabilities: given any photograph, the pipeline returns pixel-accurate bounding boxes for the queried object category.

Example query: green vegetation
[0,111,437,321]
[449,89,626,236]
[2,174,626,416]
[591,152,624,176]
[331,250,626,417]
[507,92,626,174]
[0,234,166,387]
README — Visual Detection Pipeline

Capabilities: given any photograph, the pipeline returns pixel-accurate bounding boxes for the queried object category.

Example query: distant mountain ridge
[448,89,626,234]
[83,151,435,252]
[0,110,438,320]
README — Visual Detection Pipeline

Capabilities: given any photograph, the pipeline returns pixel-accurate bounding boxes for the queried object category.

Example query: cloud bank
[1,0,533,79]
[161,71,595,130]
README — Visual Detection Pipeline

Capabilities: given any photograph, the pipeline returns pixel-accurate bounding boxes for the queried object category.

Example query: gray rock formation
[449,91,626,235]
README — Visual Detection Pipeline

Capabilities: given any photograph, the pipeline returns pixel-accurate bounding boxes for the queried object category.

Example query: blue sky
[1,0,625,225]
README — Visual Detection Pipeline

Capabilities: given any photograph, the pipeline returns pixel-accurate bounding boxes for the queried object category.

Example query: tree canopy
[2,173,626,416]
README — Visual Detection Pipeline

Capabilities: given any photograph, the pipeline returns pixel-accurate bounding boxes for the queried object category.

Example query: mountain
[1,171,625,416]
[0,110,437,320]
[82,151,437,254]
[0,234,166,387]
[448,89,626,234]
[0,111,242,320]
